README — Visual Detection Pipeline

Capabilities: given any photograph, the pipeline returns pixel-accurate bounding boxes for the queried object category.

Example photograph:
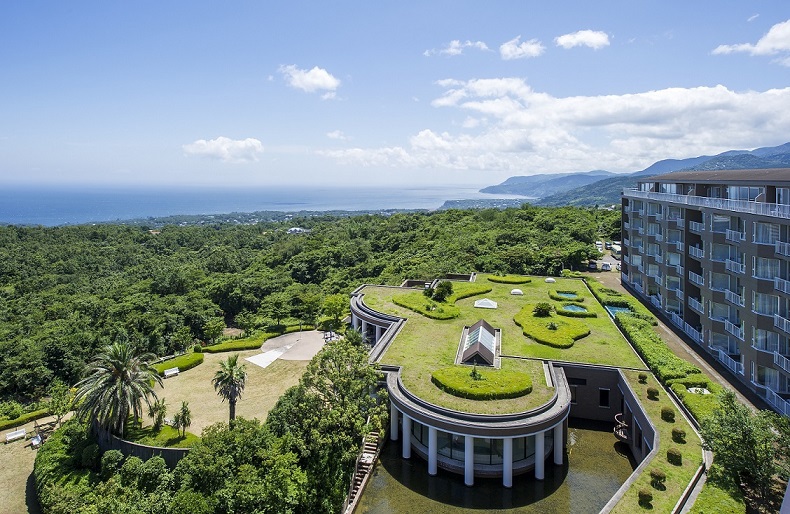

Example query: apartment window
[711,332,737,354]
[666,276,681,291]
[666,297,682,314]
[647,264,660,278]
[599,388,610,408]
[754,222,780,244]
[778,187,790,205]
[753,329,780,353]
[660,183,678,194]
[710,301,730,321]
[631,255,643,267]
[711,214,729,233]
[570,385,578,404]
[710,272,730,291]
[667,252,681,266]
[752,292,778,316]
[667,229,682,243]
[668,206,683,219]
[647,223,661,236]
[753,257,780,279]
[711,243,730,261]
[728,186,763,201]
[647,243,660,256]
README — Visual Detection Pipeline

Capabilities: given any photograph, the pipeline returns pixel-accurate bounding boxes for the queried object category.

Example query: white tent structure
[510,289,523,295]
[474,298,498,309]
[545,277,556,283]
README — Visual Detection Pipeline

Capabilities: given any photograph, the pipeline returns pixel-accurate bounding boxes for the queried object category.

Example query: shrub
[81,443,100,470]
[120,456,144,487]
[650,468,666,489]
[0,408,50,431]
[638,373,648,384]
[661,406,675,422]
[667,447,683,466]
[100,449,124,479]
[431,366,532,400]
[153,352,204,376]
[647,387,659,400]
[638,489,653,506]
[0,400,23,420]
[546,321,558,330]
[514,306,590,349]
[193,344,203,353]
[533,302,553,317]
[487,275,532,284]
[139,456,168,493]
[432,281,453,302]
[671,427,686,443]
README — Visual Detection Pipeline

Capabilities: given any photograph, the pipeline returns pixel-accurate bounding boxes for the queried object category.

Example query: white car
[601,262,611,271]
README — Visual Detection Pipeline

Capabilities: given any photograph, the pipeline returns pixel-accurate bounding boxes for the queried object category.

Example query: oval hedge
[152,352,204,376]
[431,366,532,400]
[514,305,590,348]
[556,304,598,318]
[549,290,584,302]
[487,275,532,284]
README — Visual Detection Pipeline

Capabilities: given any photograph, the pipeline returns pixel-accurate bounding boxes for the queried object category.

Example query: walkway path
[593,270,767,412]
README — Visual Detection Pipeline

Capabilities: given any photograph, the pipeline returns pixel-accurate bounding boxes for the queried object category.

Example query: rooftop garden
[361,274,646,414]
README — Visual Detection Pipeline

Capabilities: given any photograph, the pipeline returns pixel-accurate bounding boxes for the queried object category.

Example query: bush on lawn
[671,427,686,443]
[638,489,653,507]
[650,468,666,489]
[661,406,675,422]
[647,387,660,400]
[667,447,683,466]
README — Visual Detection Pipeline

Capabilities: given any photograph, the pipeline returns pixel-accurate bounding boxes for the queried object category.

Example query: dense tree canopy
[0,205,614,399]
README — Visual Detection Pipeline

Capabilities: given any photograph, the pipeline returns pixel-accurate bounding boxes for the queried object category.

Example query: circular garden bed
[431,366,533,400]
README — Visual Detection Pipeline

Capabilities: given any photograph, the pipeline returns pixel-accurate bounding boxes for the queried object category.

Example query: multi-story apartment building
[621,169,790,417]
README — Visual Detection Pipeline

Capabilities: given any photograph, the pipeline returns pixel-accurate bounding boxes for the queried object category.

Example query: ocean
[0,185,524,226]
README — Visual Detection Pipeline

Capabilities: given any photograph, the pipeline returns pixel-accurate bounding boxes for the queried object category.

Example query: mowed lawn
[364,275,645,414]
[153,350,309,435]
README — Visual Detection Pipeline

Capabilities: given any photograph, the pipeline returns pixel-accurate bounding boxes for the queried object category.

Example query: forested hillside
[0,206,618,400]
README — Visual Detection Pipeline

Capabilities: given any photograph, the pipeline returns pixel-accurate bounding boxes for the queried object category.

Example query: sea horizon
[0,184,529,227]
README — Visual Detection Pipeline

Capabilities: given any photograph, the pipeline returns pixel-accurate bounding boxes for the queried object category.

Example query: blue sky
[2,1,790,188]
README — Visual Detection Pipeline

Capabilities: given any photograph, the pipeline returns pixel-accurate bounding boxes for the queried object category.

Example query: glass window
[570,385,578,404]
[599,388,610,408]
[754,257,780,279]
[754,222,780,244]
[753,292,778,316]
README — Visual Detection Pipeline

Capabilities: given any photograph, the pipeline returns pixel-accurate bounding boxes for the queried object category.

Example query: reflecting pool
[356,420,636,514]
[556,292,579,299]
[605,306,632,318]
[562,304,588,312]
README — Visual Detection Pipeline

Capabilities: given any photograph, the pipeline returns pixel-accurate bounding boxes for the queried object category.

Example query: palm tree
[147,398,167,431]
[172,401,191,438]
[74,341,162,437]
[212,354,247,424]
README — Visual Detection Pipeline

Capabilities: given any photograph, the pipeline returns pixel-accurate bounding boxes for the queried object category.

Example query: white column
[375,325,382,343]
[390,402,399,441]
[428,426,438,475]
[361,320,368,338]
[464,435,474,486]
[402,414,411,459]
[553,424,563,465]
[503,438,513,488]
[535,431,545,480]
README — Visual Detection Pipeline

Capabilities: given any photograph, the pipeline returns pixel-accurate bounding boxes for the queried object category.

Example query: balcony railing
[621,272,630,284]
[725,259,745,274]
[637,227,645,235]
[675,218,685,228]
[765,389,790,417]
[672,264,684,276]
[623,221,630,230]
[776,241,790,257]
[724,319,744,340]
[725,289,744,307]
[774,352,790,374]
[653,233,664,242]
[688,297,704,314]
[633,208,644,216]
[634,282,644,294]
[649,210,663,220]
[689,221,705,233]
[775,314,790,335]
[726,229,746,243]
[684,322,703,344]
[650,295,662,309]
[775,277,790,295]
[689,246,704,259]
[623,237,630,247]
[715,347,744,375]
[668,287,683,299]
[689,270,705,286]
[623,189,790,220]
[674,241,684,252]
[670,312,684,328]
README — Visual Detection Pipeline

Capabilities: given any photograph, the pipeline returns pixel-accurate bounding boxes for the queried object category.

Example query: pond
[562,304,587,313]
[605,306,632,318]
[555,292,579,299]
[356,420,636,514]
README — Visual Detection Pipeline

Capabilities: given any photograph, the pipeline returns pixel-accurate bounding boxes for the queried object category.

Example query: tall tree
[73,341,162,437]
[212,354,247,424]
[48,379,73,428]
[321,294,347,332]
[173,401,191,437]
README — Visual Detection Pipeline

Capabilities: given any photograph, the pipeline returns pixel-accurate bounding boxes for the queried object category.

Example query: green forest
[0,205,618,402]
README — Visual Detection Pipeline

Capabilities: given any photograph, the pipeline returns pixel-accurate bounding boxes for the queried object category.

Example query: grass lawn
[125,423,199,448]
[611,370,704,513]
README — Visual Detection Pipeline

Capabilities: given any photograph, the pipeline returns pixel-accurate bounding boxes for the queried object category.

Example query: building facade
[621,168,790,417]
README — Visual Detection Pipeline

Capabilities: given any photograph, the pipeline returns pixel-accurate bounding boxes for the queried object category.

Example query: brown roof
[647,168,790,184]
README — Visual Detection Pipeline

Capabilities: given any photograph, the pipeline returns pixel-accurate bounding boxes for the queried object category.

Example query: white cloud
[326,130,349,140]
[555,30,611,50]
[183,136,263,163]
[279,64,341,96]
[499,36,545,60]
[321,79,790,174]
[747,14,759,22]
[713,19,790,65]
[424,40,489,57]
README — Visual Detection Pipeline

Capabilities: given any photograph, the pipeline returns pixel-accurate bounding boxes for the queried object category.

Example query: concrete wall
[95,428,190,469]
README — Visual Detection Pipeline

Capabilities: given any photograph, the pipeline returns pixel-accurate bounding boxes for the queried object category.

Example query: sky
[2,1,790,188]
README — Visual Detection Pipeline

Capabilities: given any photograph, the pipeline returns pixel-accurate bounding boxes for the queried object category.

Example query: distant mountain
[480,170,615,197]
[527,142,790,207]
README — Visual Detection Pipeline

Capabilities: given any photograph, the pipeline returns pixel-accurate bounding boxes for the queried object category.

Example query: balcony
[725,289,745,307]
[775,277,790,295]
[623,237,630,247]
[675,218,685,228]
[671,264,684,276]
[689,246,704,259]
[653,233,664,242]
[623,189,790,220]
[765,389,790,417]
[689,221,705,233]
[633,208,644,216]
[775,352,790,374]
[649,210,663,220]
[637,227,645,235]
[670,312,684,328]
[673,241,684,252]
[623,221,630,230]
[725,229,746,243]
[634,282,644,294]
[688,270,705,286]
[724,319,744,340]
[775,314,790,335]
[714,347,744,375]
[776,241,790,257]
[650,295,662,309]
[684,322,703,344]
[725,259,745,274]
[621,272,629,284]
[688,297,704,314]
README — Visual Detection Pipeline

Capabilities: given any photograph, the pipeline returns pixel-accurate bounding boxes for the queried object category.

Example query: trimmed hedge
[392,283,492,320]
[431,366,532,400]
[556,303,598,318]
[669,381,723,422]
[152,353,204,376]
[203,325,313,353]
[549,290,584,302]
[0,408,50,431]
[514,305,590,349]
[614,314,701,382]
[487,275,532,284]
